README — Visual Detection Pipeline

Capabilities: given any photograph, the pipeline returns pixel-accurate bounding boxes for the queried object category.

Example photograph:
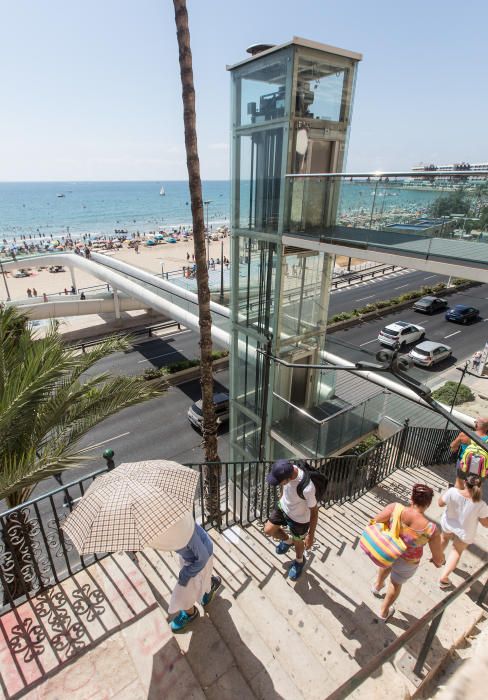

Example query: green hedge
[142,350,229,381]
[328,279,469,325]
[431,381,475,406]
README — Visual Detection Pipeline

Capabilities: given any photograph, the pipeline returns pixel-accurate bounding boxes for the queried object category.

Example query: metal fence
[0,424,457,612]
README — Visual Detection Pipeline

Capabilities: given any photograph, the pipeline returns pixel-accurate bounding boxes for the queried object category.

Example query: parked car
[378,321,425,349]
[412,296,448,314]
[409,341,452,367]
[188,392,229,432]
[445,304,480,324]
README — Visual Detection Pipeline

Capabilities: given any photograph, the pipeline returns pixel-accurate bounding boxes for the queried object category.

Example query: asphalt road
[328,268,448,315]
[329,284,488,383]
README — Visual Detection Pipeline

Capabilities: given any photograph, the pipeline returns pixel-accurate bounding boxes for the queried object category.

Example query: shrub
[452,278,469,287]
[143,367,164,380]
[358,304,377,314]
[330,311,354,323]
[432,282,447,294]
[345,434,381,456]
[431,381,475,406]
[375,300,391,309]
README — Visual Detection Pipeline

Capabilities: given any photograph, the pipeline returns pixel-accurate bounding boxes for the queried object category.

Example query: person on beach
[186,252,190,261]
[32,288,37,297]
[147,514,221,633]
[438,476,488,588]
[80,292,86,300]
[450,418,488,489]
[263,460,318,581]
[26,288,32,298]
[370,484,444,621]
[42,292,48,302]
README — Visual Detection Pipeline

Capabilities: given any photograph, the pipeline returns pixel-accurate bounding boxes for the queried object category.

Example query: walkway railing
[285,170,488,272]
[0,424,457,613]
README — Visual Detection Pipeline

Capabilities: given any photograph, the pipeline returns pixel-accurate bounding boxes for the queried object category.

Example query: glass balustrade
[285,172,488,269]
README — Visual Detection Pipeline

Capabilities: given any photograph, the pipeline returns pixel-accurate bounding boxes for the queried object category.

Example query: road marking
[85,432,131,449]
[423,275,437,280]
[360,338,378,346]
[394,284,409,289]
[444,331,461,338]
[356,295,375,301]
[137,350,179,363]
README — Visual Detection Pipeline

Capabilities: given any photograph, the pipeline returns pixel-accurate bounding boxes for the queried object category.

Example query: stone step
[212,529,360,689]
[136,549,258,700]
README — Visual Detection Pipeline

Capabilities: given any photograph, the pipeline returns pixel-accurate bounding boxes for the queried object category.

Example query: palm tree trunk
[173,0,221,524]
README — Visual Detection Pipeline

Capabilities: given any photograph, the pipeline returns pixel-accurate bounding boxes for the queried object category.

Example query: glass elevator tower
[228,37,361,461]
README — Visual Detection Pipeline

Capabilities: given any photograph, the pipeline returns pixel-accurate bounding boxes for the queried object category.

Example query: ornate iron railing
[0,424,457,612]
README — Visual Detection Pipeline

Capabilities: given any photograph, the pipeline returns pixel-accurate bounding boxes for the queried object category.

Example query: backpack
[459,439,488,478]
[295,461,328,503]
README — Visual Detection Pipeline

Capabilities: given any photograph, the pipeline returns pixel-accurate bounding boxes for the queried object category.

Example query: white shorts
[168,555,214,614]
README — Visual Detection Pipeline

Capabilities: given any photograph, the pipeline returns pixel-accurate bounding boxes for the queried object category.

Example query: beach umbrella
[145,239,156,246]
[154,233,164,240]
[62,460,200,555]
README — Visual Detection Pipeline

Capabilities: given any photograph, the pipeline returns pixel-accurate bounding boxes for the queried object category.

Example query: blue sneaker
[276,540,292,555]
[201,575,222,606]
[288,560,305,581]
[170,607,199,633]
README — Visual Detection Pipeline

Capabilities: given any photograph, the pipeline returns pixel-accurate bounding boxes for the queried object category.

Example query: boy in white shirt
[264,460,318,581]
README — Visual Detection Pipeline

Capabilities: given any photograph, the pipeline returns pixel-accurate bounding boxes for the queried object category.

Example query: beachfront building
[228,38,362,461]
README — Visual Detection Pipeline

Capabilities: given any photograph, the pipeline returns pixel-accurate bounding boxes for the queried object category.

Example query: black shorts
[268,505,310,541]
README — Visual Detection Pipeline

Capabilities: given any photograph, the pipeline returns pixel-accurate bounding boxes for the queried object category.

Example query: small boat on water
[57,193,65,198]
[159,185,165,196]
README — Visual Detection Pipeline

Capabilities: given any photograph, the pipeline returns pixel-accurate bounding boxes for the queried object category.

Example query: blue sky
[0,0,486,181]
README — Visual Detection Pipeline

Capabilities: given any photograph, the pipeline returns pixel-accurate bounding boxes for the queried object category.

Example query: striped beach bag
[359,504,407,568]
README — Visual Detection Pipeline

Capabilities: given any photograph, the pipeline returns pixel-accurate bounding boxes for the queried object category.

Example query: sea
[0,181,231,242]
[0,180,438,244]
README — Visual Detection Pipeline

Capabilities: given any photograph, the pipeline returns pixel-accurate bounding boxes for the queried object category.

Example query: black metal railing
[0,424,458,612]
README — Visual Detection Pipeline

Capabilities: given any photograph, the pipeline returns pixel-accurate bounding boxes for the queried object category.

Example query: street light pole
[220,239,224,304]
[204,200,212,266]
[0,260,11,301]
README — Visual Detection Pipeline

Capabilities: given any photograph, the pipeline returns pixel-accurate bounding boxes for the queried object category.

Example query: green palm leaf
[0,308,166,507]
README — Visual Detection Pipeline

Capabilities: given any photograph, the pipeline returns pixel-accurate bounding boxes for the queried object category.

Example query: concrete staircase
[136,464,488,700]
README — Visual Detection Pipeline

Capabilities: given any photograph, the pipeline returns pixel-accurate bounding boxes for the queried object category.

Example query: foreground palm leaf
[0,307,166,508]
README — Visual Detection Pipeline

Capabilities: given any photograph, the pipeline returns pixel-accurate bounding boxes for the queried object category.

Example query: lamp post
[220,238,224,304]
[0,260,11,301]
[204,200,212,266]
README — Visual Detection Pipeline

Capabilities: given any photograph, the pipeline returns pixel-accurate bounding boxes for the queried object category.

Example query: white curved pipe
[3,253,229,345]
[90,252,230,317]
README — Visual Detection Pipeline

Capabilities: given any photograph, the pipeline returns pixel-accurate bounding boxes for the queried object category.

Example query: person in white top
[263,460,318,581]
[438,475,488,588]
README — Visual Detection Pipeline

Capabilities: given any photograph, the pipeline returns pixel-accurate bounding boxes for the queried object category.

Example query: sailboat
[159,185,165,196]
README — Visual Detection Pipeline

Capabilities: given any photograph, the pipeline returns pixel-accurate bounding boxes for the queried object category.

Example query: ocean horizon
[0,180,231,241]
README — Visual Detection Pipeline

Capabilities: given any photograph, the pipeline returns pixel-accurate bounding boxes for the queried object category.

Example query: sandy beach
[2,235,231,302]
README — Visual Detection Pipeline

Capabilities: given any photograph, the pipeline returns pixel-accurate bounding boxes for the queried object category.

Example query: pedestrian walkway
[1,464,486,699]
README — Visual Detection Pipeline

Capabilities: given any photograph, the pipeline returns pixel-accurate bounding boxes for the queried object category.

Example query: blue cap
[267,459,294,486]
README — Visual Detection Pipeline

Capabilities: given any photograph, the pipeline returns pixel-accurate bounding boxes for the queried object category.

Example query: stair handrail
[325,559,488,700]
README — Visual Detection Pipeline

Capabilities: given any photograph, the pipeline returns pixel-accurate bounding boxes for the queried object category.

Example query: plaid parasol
[62,460,200,554]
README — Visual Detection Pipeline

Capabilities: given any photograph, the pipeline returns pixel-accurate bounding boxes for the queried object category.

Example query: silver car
[409,341,452,367]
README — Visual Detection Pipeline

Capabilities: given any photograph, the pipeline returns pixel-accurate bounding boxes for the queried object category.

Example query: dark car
[445,304,480,324]
[187,392,229,432]
[413,296,448,314]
